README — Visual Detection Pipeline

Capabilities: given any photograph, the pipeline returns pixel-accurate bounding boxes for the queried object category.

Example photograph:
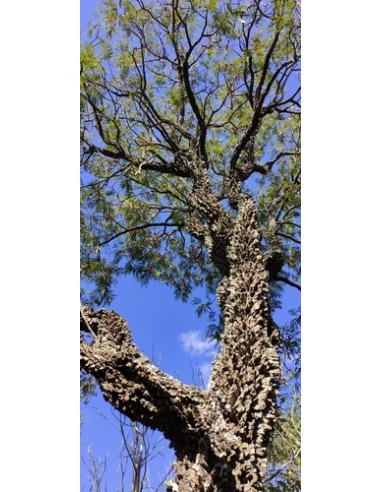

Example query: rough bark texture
[81,194,280,492]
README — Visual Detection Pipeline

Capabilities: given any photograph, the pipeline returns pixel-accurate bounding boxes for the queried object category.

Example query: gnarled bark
[80,196,280,492]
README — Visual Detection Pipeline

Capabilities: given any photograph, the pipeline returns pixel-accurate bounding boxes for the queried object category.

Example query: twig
[80,305,98,341]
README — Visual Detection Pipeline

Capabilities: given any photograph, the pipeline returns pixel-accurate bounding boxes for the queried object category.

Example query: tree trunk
[80,196,280,492]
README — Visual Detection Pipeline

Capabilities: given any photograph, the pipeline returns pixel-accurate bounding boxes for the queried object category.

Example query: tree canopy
[81,0,300,311]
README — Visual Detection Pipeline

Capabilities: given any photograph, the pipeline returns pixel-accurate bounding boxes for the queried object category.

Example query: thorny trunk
[80,196,280,492]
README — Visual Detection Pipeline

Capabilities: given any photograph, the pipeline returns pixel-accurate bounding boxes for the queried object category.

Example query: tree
[265,309,301,492]
[81,412,173,492]
[80,0,300,490]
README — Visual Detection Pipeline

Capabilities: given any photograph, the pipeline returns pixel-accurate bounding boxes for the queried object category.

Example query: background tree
[265,308,300,492]
[81,0,300,490]
[81,412,172,492]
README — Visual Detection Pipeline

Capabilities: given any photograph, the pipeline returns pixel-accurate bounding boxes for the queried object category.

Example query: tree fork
[81,196,280,491]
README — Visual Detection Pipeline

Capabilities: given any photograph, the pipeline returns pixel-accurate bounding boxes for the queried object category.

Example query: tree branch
[85,143,192,178]
[277,232,301,244]
[241,152,300,179]
[182,59,208,164]
[98,222,184,247]
[274,276,301,290]
[80,307,207,459]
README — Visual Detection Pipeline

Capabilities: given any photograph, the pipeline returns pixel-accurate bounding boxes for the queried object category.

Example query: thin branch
[182,59,208,164]
[254,31,280,105]
[278,232,301,244]
[99,222,184,247]
[274,276,301,291]
[80,304,98,341]
[86,143,191,178]
[264,447,301,484]
[242,152,300,178]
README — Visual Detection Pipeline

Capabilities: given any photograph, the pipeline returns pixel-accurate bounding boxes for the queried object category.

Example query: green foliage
[80,0,300,310]
[264,308,301,491]
[266,389,301,492]
[279,307,301,384]
[80,373,97,405]
[192,296,223,341]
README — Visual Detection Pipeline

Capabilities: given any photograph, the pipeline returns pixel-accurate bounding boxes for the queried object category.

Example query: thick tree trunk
[80,197,280,492]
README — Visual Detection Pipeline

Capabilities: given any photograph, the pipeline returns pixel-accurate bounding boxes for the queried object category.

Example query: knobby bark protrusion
[80,195,280,492]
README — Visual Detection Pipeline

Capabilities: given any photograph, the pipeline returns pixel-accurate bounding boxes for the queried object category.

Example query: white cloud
[178,330,217,357]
